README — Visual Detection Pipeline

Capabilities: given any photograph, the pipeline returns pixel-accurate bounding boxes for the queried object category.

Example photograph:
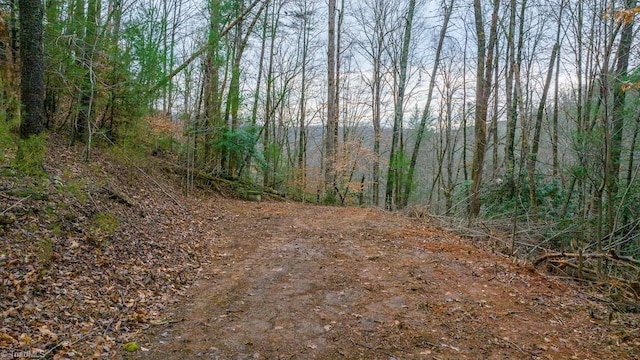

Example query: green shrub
[215,125,267,177]
[482,173,567,220]
[322,190,338,205]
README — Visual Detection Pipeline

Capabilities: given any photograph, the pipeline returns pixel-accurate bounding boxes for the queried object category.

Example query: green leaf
[123,341,140,352]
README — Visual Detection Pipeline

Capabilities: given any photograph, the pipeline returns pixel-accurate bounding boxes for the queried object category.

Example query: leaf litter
[1,138,213,359]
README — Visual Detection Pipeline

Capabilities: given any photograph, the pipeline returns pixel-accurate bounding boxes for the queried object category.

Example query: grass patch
[88,211,120,247]
[0,112,19,164]
[15,134,47,177]
[8,182,49,200]
[36,237,55,264]
[92,211,120,234]
[65,180,88,203]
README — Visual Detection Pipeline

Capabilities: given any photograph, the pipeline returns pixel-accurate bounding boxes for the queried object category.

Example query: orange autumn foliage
[613,6,640,24]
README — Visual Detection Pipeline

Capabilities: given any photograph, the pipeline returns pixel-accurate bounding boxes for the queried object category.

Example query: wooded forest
[3,0,640,357]
[3,0,640,258]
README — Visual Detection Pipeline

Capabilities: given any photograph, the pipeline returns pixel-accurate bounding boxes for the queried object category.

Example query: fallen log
[534,251,640,268]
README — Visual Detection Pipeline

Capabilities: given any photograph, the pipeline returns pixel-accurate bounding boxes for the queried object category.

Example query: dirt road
[135,199,637,359]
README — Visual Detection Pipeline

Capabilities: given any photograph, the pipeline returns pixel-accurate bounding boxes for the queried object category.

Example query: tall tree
[293,0,317,188]
[353,0,393,206]
[202,0,224,171]
[224,0,267,178]
[526,43,558,218]
[262,0,284,187]
[385,0,415,210]
[325,0,337,195]
[607,0,637,235]
[469,0,500,218]
[74,0,100,142]
[504,0,518,177]
[18,0,45,137]
[403,0,453,207]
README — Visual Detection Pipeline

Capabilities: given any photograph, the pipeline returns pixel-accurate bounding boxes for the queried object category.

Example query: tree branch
[150,0,268,94]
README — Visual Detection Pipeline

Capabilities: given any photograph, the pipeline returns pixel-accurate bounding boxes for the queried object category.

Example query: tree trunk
[18,0,45,137]
[504,0,517,177]
[371,55,381,205]
[226,1,245,177]
[403,0,453,207]
[250,6,268,128]
[490,40,499,178]
[296,5,310,188]
[551,0,565,179]
[385,0,415,210]
[203,0,224,171]
[225,0,265,178]
[325,0,337,196]
[606,0,636,234]
[469,0,500,218]
[526,44,558,219]
[296,1,312,187]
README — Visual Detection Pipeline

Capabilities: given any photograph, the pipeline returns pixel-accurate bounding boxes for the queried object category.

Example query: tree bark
[504,0,517,176]
[296,2,312,187]
[263,1,281,186]
[19,0,45,137]
[551,0,565,179]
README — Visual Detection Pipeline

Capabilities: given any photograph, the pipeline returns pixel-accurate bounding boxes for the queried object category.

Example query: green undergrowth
[0,115,48,180]
[105,117,155,168]
[15,134,47,177]
[0,116,17,163]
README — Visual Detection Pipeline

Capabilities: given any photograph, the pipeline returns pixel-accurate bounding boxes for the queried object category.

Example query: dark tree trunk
[19,0,45,137]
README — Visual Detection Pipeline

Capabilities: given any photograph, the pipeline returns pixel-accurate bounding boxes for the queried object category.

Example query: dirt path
[135,199,637,359]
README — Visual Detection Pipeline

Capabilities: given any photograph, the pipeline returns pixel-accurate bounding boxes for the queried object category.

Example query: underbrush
[418,209,640,313]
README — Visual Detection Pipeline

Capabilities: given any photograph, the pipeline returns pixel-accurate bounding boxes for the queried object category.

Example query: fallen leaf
[39,326,59,341]
[122,341,140,352]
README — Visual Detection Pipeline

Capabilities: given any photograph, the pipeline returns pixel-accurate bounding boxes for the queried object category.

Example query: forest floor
[1,137,639,359]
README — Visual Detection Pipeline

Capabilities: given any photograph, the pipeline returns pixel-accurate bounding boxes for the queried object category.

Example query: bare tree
[352,0,393,206]
[385,0,416,210]
[469,0,500,218]
[293,0,317,189]
[325,0,338,196]
[526,43,558,218]
[403,0,454,207]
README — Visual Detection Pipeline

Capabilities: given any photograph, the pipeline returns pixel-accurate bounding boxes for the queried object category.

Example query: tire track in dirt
[135,200,637,359]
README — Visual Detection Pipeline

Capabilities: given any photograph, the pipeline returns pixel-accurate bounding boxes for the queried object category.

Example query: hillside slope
[1,137,212,359]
